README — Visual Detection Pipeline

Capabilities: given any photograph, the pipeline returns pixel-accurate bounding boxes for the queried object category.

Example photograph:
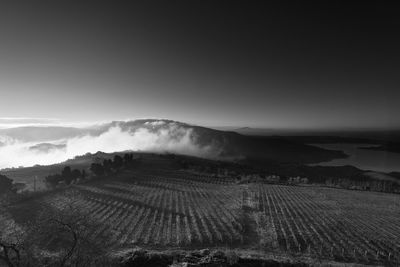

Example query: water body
[310,143,400,173]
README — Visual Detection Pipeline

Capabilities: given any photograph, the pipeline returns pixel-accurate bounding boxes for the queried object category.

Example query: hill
[0,119,347,169]
[1,154,399,266]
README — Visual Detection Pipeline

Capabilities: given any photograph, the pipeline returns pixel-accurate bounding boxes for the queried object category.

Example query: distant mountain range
[0,119,346,165]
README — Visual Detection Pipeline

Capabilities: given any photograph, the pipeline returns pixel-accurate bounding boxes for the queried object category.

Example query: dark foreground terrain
[1,153,399,266]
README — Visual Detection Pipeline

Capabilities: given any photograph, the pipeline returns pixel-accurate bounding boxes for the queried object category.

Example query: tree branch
[0,241,16,267]
[49,218,79,267]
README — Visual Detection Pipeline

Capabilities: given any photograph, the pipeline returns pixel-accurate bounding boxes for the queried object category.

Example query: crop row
[253,184,400,265]
[66,174,244,247]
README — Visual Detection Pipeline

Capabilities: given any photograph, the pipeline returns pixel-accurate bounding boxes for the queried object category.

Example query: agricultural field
[53,170,244,248]
[251,184,400,265]
[5,167,400,266]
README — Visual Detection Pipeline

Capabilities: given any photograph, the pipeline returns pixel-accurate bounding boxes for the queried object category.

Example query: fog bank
[0,121,222,169]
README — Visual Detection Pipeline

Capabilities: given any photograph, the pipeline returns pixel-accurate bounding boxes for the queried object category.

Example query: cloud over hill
[0,120,224,168]
[0,119,345,169]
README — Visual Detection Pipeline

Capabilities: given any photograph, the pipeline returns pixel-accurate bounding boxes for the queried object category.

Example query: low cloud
[0,117,59,128]
[0,121,222,169]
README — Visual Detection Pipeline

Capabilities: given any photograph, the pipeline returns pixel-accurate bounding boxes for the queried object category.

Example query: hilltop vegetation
[2,148,399,195]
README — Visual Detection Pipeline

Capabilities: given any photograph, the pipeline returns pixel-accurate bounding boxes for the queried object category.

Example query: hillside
[0,152,119,191]
[113,120,349,164]
[2,154,400,266]
[0,119,347,170]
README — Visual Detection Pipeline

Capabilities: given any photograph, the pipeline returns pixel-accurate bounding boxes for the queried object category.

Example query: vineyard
[46,170,244,248]
[251,184,400,265]
[41,170,400,265]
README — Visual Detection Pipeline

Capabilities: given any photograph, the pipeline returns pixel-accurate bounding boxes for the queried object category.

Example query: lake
[310,143,400,173]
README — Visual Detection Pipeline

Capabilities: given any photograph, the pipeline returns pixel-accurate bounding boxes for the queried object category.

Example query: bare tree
[1,190,113,267]
[0,200,26,267]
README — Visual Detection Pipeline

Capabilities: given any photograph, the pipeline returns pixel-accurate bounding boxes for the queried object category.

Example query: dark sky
[0,1,399,129]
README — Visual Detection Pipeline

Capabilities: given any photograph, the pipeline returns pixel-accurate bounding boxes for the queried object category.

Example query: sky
[0,1,399,129]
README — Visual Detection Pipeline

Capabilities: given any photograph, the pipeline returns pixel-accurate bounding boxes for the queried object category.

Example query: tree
[123,153,133,165]
[35,192,111,266]
[102,159,112,175]
[61,166,72,178]
[70,169,82,184]
[0,190,112,266]
[0,175,13,195]
[46,168,86,189]
[0,196,34,267]
[0,224,24,267]
[81,170,86,180]
[112,155,123,170]
[60,166,73,184]
[90,163,104,177]
[45,174,63,189]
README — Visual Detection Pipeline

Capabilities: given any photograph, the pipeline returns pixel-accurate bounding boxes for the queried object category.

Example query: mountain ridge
[0,119,346,167]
